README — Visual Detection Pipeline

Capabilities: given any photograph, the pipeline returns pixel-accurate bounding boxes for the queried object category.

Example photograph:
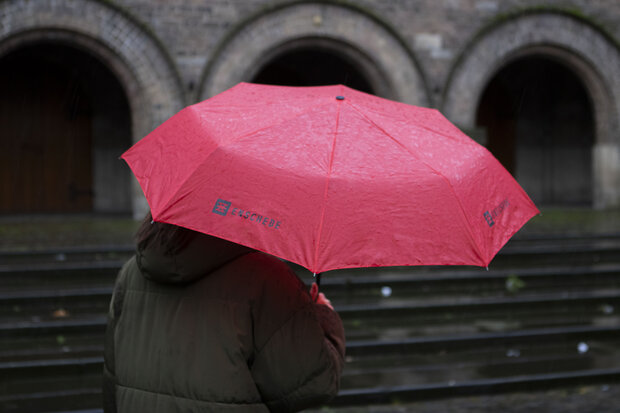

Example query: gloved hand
[310,282,334,310]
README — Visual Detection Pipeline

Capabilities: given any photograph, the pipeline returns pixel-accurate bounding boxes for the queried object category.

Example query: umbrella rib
[156,103,336,219]
[347,102,488,266]
[412,113,479,146]
[312,94,344,273]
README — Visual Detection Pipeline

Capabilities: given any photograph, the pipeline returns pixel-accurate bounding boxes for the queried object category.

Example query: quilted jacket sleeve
[248,256,346,412]
[102,259,131,413]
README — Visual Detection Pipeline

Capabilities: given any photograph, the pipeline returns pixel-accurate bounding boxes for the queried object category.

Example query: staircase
[1,234,620,412]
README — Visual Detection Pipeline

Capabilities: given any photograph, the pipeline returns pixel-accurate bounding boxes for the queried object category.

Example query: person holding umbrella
[107,82,538,412]
[103,213,345,412]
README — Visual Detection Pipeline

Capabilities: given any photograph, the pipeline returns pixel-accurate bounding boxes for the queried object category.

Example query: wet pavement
[310,383,619,412]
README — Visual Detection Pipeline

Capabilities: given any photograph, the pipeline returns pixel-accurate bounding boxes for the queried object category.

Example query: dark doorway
[252,48,374,94]
[476,57,594,206]
[0,43,132,214]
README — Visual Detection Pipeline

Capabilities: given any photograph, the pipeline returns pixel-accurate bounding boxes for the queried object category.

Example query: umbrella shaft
[314,272,322,289]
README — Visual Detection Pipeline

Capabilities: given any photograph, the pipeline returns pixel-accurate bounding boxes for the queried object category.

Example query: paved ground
[1,207,619,251]
[309,383,619,412]
[0,214,138,250]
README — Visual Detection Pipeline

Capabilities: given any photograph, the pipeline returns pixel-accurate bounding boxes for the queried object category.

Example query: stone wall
[2,0,620,212]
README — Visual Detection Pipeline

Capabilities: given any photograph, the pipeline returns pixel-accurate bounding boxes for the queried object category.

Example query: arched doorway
[476,56,595,206]
[200,2,429,106]
[0,43,132,214]
[252,47,375,94]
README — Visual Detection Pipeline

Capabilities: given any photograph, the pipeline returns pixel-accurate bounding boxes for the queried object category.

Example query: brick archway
[443,11,620,208]
[200,1,430,106]
[0,0,185,216]
[0,0,184,139]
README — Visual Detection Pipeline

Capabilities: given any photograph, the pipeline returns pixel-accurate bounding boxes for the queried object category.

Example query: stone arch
[443,10,620,208]
[0,0,185,139]
[250,36,379,95]
[199,1,430,106]
[0,0,185,216]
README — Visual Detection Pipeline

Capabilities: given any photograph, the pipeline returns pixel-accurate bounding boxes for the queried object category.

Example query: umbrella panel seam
[312,93,344,273]
[154,102,338,223]
[345,101,488,266]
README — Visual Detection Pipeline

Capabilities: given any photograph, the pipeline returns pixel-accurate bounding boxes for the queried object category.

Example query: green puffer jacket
[103,234,346,412]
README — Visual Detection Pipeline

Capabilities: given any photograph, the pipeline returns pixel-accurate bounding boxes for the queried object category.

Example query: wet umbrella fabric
[122,83,538,274]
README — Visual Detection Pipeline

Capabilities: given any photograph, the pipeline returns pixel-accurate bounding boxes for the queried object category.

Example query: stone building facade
[1,0,619,217]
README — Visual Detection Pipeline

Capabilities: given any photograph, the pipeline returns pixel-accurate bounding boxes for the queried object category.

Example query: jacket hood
[136,232,252,284]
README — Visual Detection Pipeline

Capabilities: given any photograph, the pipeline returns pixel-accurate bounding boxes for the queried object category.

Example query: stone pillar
[593,142,620,209]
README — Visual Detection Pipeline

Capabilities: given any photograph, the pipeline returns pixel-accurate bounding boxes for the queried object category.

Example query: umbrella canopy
[122,83,538,274]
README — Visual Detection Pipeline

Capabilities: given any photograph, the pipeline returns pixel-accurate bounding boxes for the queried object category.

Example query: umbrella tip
[336,95,345,101]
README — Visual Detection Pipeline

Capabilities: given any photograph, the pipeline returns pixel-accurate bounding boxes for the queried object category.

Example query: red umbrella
[122,83,538,274]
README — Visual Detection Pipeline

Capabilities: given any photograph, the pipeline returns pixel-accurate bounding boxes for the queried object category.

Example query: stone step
[0,233,618,411]
[2,325,619,412]
[2,232,619,269]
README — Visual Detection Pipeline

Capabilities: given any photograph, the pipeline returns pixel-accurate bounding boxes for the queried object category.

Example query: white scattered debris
[601,304,614,314]
[506,349,521,358]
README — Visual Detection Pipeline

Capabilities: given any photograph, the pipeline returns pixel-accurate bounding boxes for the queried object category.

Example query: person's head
[135,212,198,255]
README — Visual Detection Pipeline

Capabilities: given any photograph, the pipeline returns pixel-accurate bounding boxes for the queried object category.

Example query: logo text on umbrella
[484,198,510,227]
[212,198,281,229]
[213,199,231,216]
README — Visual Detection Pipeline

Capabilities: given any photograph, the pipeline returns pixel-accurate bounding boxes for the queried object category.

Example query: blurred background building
[1,0,620,218]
